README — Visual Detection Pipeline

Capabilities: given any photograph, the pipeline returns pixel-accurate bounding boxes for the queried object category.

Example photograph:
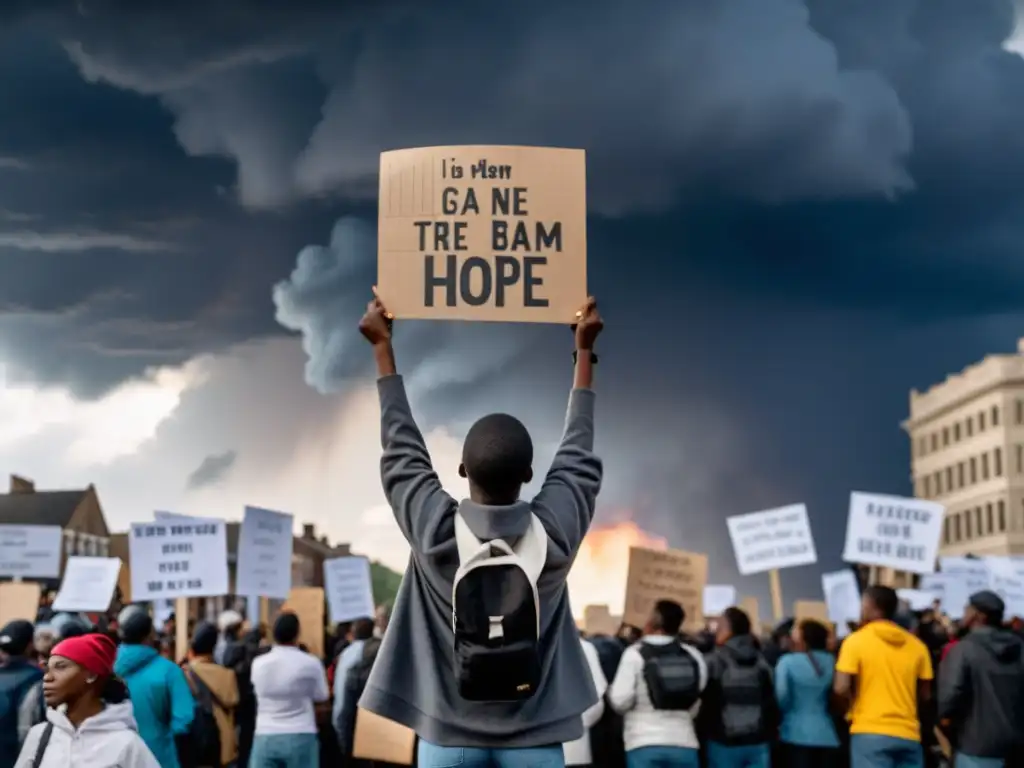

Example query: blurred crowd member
[335,631,383,763]
[185,622,239,768]
[233,626,265,768]
[15,633,159,768]
[835,586,932,768]
[938,591,1024,766]
[33,626,55,668]
[0,620,45,768]
[763,619,795,667]
[775,619,839,768]
[564,633,607,768]
[249,613,329,768]
[113,608,195,768]
[213,611,242,667]
[50,614,89,641]
[330,616,374,748]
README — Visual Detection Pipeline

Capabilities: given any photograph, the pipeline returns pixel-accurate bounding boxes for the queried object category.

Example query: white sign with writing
[52,557,122,612]
[324,556,376,624]
[937,557,991,619]
[702,585,737,617]
[236,506,294,600]
[841,492,943,575]
[821,569,861,637]
[0,525,62,579]
[726,504,817,576]
[986,557,1024,619]
[897,588,940,611]
[129,518,229,600]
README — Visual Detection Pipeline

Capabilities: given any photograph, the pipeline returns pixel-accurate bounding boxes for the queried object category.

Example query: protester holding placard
[355,291,604,765]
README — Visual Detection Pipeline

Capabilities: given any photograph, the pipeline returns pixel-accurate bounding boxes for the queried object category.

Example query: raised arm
[360,291,455,551]
[531,298,604,555]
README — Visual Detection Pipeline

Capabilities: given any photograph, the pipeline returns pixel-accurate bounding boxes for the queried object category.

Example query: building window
[975,507,983,537]
[987,504,994,533]
[957,462,965,488]
[919,437,928,457]
[1017,399,1023,425]
[955,514,962,541]
[970,457,978,483]
[1018,444,1023,474]
[965,510,973,539]
[980,411,987,430]
[943,427,949,447]
[993,405,1000,426]
[923,475,932,497]
[931,433,939,451]
[967,417,974,436]
[63,531,75,557]
[943,517,950,544]
[954,423,961,441]
[98,538,109,557]
[982,453,990,480]
[995,447,1003,477]
[945,466,953,490]
[998,500,1006,531]
[935,472,943,495]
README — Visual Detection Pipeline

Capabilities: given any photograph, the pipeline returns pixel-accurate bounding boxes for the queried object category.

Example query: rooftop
[0,475,86,527]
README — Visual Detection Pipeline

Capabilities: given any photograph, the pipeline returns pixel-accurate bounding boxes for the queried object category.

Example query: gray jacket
[359,375,603,748]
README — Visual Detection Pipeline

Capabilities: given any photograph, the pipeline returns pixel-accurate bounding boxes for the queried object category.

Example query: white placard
[937,557,991,619]
[129,518,229,600]
[324,556,376,624]
[0,525,62,579]
[52,557,121,612]
[841,492,944,575]
[236,506,293,600]
[897,588,940,611]
[726,503,817,576]
[821,569,861,637]
[986,557,1024,619]
[702,585,737,617]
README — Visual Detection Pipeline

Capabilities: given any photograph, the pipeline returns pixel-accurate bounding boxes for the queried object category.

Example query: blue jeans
[248,733,319,768]
[706,742,771,768]
[850,735,923,768]
[418,740,565,767]
[955,756,1005,768]
[627,746,701,767]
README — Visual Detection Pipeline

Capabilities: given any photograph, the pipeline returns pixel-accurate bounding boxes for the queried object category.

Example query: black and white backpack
[452,512,548,701]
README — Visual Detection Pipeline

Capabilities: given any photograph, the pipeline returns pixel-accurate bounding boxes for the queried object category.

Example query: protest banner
[353,708,416,765]
[0,581,41,627]
[938,556,991,618]
[986,557,1024,618]
[703,585,737,617]
[377,145,587,323]
[129,519,229,600]
[842,492,944,575]
[726,504,817,576]
[821,569,861,636]
[623,546,707,632]
[794,600,830,625]
[323,556,375,624]
[236,506,294,600]
[897,588,940,611]
[739,596,761,635]
[280,587,325,658]
[52,557,122,612]
[583,604,619,636]
[0,524,62,579]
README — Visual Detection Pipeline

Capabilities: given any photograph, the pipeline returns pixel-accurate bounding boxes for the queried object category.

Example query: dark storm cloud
[186,450,238,490]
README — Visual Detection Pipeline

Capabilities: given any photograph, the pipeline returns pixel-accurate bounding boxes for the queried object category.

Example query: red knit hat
[51,633,117,678]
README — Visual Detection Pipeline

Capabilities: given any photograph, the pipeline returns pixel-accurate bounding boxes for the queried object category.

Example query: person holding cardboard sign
[356,289,603,766]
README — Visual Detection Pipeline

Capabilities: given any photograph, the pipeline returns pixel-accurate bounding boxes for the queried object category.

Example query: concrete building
[899,338,1024,583]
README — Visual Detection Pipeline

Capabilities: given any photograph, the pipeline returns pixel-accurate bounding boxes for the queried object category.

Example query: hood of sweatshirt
[113,642,160,677]
[864,620,912,646]
[48,700,140,736]
[968,625,1024,663]
[722,634,760,665]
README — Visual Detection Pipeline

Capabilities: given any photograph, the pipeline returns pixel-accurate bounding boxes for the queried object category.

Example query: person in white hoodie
[15,633,159,768]
[563,635,609,767]
[608,600,707,768]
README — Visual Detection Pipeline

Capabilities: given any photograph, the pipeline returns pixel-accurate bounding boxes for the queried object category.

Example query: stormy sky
[3,0,1024,610]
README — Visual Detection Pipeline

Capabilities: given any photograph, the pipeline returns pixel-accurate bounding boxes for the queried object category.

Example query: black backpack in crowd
[184,668,224,767]
[639,641,702,710]
[452,512,548,701]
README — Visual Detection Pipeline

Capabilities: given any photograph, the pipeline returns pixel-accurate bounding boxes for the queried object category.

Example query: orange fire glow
[567,518,668,616]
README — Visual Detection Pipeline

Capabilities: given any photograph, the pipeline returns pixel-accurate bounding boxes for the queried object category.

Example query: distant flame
[568,519,668,616]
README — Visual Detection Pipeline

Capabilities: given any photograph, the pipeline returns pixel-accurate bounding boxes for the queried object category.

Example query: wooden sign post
[175,597,188,663]
[768,569,784,622]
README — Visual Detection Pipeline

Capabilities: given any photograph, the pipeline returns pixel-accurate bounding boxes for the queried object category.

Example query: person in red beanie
[14,633,159,768]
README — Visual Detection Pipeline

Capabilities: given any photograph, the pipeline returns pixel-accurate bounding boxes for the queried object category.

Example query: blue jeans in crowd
[418,740,564,767]
[248,733,319,768]
[627,745,701,767]
[955,756,1005,768]
[850,735,923,768]
[706,742,771,768]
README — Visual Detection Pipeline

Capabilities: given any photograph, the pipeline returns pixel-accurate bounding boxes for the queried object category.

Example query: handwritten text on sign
[236,506,294,600]
[377,146,587,323]
[0,525,61,579]
[726,504,818,576]
[129,520,229,600]
[842,491,944,575]
[622,546,708,631]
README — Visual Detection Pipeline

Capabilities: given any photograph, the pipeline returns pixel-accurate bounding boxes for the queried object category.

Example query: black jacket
[938,625,1024,759]
[698,635,778,746]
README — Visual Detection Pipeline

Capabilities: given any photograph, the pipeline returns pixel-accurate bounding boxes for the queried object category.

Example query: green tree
[370,560,403,608]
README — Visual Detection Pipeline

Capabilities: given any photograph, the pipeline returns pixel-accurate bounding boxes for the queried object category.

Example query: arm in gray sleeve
[530,389,602,555]
[17,681,43,746]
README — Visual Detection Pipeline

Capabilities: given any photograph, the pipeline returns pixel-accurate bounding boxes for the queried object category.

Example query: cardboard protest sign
[583,604,619,636]
[842,492,944,575]
[739,596,761,635]
[623,546,707,632]
[377,145,587,323]
[353,708,416,765]
[794,600,830,625]
[280,587,325,658]
[0,581,41,627]
[726,504,817,575]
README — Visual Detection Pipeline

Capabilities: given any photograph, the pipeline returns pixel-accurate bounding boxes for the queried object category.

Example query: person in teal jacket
[113,608,195,768]
[774,619,840,768]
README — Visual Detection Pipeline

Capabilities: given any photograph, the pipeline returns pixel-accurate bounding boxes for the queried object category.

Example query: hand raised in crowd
[573,296,603,350]
[358,286,394,346]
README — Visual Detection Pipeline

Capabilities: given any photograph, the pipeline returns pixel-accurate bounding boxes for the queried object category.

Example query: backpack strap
[31,723,53,768]
[453,513,547,584]
[187,667,228,712]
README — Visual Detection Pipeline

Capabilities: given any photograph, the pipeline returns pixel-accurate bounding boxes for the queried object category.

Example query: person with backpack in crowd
[0,620,46,768]
[113,607,195,768]
[774,619,840,768]
[608,599,706,767]
[330,617,374,753]
[355,292,604,767]
[563,632,608,768]
[700,606,777,768]
[834,585,933,768]
[249,612,330,768]
[938,590,1024,767]
[336,630,383,763]
[184,622,239,767]
[15,633,159,768]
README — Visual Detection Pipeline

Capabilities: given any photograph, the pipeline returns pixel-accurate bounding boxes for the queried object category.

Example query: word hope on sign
[377,145,587,323]
[842,491,944,575]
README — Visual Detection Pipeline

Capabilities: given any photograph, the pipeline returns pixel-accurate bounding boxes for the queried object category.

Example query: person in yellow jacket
[186,623,240,767]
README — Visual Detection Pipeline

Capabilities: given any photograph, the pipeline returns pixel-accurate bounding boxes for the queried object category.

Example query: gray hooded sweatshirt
[359,375,603,748]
